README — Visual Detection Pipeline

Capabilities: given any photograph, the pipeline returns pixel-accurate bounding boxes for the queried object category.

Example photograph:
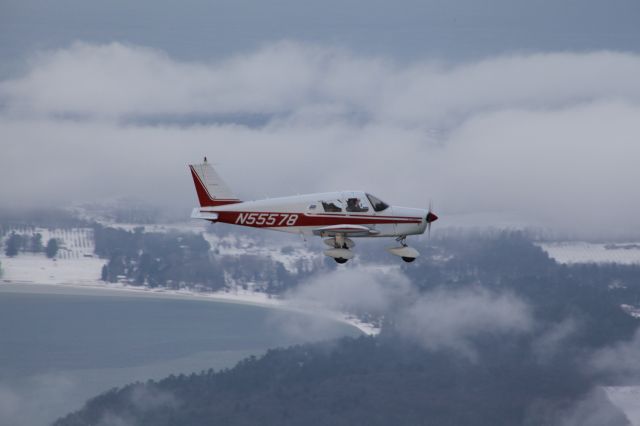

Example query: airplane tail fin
[189,158,241,207]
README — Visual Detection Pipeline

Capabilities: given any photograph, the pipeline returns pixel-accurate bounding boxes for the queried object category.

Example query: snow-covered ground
[94,220,206,235]
[2,227,96,259]
[1,228,106,284]
[621,304,640,319]
[0,254,106,284]
[605,386,640,426]
[203,232,321,274]
[537,242,640,265]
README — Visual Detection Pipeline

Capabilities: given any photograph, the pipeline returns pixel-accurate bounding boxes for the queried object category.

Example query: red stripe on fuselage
[210,211,422,228]
[312,212,423,221]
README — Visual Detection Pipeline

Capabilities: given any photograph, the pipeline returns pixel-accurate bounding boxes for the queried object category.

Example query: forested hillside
[55,232,640,426]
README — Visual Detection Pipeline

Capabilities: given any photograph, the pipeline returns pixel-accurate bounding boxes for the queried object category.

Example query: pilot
[347,198,366,212]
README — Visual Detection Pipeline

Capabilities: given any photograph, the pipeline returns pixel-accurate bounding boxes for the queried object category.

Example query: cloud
[128,385,179,412]
[3,42,640,123]
[525,387,630,426]
[266,309,360,342]
[1,42,640,237]
[0,41,387,119]
[95,412,134,426]
[91,386,179,426]
[532,317,581,363]
[590,329,640,381]
[0,373,76,426]
[269,267,412,340]
[556,388,631,426]
[285,267,414,314]
[284,267,533,359]
[394,286,534,359]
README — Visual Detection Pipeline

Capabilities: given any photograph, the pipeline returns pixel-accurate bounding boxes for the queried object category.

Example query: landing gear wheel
[335,257,349,264]
[401,256,416,263]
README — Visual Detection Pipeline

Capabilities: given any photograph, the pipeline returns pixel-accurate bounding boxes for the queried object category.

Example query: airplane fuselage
[194,191,428,238]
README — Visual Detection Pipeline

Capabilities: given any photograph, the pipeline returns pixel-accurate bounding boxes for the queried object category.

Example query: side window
[321,200,343,212]
[346,197,369,213]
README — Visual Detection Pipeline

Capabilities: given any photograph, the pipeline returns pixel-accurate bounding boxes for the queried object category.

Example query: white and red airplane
[189,158,438,263]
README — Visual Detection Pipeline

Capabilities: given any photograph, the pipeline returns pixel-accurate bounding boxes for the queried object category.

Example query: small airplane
[189,158,438,263]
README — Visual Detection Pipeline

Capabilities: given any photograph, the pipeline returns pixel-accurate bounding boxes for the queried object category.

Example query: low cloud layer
[553,388,630,426]
[532,317,581,363]
[0,373,76,426]
[94,386,179,426]
[286,267,413,315]
[590,329,640,382]
[395,286,533,358]
[286,267,533,359]
[2,42,640,237]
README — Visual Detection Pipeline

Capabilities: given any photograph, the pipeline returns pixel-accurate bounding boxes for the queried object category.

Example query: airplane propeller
[425,200,438,238]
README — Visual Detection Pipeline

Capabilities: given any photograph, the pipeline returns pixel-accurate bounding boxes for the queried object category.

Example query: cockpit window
[366,193,389,212]
[322,200,343,213]
[346,197,369,213]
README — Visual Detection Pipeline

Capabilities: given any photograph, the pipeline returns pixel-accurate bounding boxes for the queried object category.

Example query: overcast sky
[1,1,640,238]
[2,0,640,75]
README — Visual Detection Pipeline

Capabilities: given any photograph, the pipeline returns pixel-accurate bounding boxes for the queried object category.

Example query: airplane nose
[426,211,438,223]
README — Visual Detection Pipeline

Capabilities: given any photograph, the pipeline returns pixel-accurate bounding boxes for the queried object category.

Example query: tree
[30,233,43,252]
[45,238,59,259]
[5,232,22,257]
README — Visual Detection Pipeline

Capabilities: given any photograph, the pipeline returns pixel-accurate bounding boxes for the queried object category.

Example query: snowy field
[95,220,206,235]
[2,227,96,259]
[1,228,106,284]
[202,232,321,274]
[537,242,640,265]
[0,254,106,284]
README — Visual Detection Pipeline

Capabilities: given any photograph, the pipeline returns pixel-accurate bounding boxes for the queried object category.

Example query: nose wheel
[334,257,349,264]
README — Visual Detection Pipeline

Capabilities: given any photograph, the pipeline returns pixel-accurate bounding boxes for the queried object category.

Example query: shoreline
[0,280,380,336]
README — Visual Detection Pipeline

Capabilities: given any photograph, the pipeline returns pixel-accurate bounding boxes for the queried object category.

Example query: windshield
[366,193,389,212]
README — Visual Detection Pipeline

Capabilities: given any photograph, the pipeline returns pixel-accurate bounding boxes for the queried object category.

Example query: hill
[55,232,640,425]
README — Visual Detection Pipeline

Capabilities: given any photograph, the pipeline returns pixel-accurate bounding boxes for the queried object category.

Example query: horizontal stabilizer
[191,208,219,221]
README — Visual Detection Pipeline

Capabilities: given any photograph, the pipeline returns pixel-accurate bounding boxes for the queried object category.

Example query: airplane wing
[312,224,380,237]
